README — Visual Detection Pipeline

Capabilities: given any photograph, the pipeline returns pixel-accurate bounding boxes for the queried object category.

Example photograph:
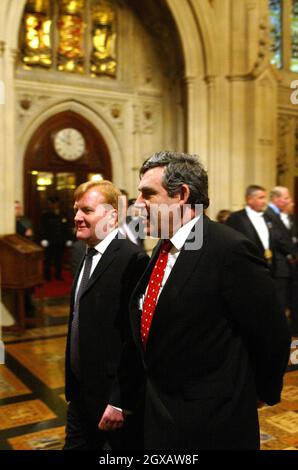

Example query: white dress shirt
[245,206,269,250]
[280,212,291,230]
[142,216,200,305]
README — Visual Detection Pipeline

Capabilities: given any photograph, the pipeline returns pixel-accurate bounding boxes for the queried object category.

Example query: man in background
[265,187,298,316]
[15,200,34,240]
[40,196,72,281]
[15,200,35,316]
[226,185,273,268]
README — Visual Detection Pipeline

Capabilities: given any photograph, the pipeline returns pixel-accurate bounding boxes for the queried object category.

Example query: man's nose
[74,210,82,222]
[135,193,145,207]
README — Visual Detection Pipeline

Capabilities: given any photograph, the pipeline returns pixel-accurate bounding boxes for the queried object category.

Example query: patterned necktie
[141,240,172,348]
[70,247,97,379]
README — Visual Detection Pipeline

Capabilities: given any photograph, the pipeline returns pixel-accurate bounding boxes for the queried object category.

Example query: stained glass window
[90,1,117,77]
[20,0,117,78]
[291,0,298,71]
[269,0,283,69]
[21,0,52,68]
[57,0,85,73]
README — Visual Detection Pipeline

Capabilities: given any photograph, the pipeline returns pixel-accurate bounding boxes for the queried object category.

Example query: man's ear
[179,185,190,205]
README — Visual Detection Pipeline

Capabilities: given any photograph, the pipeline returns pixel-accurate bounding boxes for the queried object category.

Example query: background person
[226,185,274,268]
[40,196,72,281]
[264,187,298,315]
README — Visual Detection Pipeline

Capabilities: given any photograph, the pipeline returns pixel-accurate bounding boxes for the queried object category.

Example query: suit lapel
[70,255,85,312]
[71,236,120,310]
[266,207,286,232]
[147,218,207,346]
[241,211,264,253]
[82,237,120,295]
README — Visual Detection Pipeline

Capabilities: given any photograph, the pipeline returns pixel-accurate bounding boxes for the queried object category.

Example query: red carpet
[33,269,73,298]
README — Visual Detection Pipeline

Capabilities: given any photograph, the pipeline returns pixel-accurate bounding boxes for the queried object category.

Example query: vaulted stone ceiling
[124,0,185,79]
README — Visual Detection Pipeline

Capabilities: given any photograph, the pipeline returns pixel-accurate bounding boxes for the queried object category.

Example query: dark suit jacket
[264,206,298,278]
[112,217,290,450]
[226,209,273,268]
[65,235,149,426]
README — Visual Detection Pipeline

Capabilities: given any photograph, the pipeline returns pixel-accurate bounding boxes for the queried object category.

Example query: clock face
[54,128,86,161]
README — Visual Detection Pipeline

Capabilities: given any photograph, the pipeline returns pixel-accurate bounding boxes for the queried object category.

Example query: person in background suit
[64,180,149,450]
[14,200,35,316]
[15,200,34,239]
[40,196,72,281]
[118,190,145,248]
[226,185,273,269]
[101,151,290,450]
[216,209,231,224]
[281,200,298,335]
[264,187,298,315]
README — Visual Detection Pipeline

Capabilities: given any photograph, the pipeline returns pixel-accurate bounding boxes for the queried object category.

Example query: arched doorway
[23,110,112,241]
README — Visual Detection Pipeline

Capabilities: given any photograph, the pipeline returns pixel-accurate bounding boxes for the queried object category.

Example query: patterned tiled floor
[259,370,298,449]
[6,337,66,389]
[0,301,298,450]
[0,302,69,450]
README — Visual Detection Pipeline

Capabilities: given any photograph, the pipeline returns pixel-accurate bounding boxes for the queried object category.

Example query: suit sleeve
[221,237,291,405]
[225,213,240,231]
[109,250,149,410]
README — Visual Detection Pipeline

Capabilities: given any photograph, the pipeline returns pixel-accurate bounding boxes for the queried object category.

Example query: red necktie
[141,240,172,348]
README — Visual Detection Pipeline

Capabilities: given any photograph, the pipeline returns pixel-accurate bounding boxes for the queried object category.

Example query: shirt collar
[245,205,264,217]
[89,228,118,255]
[268,202,280,214]
[169,215,201,251]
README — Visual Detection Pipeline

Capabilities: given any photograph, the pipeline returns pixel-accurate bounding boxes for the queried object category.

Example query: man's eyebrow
[138,185,157,194]
[73,205,94,211]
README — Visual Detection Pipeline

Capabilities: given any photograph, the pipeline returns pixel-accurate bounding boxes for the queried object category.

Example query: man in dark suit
[40,196,72,281]
[226,185,273,268]
[264,187,298,315]
[101,151,290,450]
[64,180,149,450]
[281,201,298,334]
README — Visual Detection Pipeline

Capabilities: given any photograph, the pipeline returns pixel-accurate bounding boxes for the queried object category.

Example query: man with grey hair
[227,185,273,268]
[264,186,298,315]
[100,151,290,450]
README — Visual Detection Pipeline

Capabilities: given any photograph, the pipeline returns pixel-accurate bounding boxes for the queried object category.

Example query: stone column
[184,76,208,161]
[0,46,17,235]
[0,46,18,330]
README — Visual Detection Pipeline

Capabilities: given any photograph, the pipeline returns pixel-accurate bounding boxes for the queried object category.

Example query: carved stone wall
[14,2,183,204]
[2,0,297,227]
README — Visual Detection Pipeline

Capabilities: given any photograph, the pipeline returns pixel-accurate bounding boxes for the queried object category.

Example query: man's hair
[269,186,287,200]
[245,185,265,199]
[74,180,121,210]
[139,151,209,208]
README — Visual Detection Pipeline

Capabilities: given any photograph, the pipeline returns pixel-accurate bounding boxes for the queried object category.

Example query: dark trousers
[64,398,143,451]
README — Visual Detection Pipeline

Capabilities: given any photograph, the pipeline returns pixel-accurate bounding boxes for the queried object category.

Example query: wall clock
[54,128,86,161]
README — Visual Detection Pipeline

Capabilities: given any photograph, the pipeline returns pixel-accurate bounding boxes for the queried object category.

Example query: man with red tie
[100,151,290,450]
